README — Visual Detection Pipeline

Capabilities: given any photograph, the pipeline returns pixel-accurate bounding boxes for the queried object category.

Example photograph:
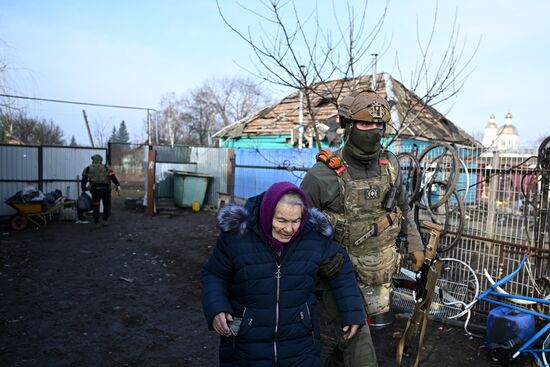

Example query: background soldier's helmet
[338,89,391,127]
[91,154,103,163]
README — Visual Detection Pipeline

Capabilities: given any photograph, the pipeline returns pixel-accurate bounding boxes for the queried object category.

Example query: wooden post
[227,149,235,202]
[146,148,157,216]
[82,110,95,147]
[147,109,152,146]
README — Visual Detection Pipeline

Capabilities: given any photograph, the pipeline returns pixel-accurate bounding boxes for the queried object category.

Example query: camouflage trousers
[321,280,378,367]
[348,244,401,316]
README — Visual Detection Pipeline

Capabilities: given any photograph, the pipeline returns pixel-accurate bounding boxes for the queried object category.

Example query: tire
[414,180,465,253]
[10,215,28,231]
[397,152,422,207]
[417,142,460,209]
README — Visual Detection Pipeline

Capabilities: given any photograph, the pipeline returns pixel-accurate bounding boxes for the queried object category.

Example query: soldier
[81,154,121,228]
[300,89,425,366]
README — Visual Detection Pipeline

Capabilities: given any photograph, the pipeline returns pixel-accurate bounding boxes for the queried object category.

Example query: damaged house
[212,73,480,150]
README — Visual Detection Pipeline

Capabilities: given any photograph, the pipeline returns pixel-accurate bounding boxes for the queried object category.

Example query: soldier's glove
[319,252,344,278]
[409,250,425,272]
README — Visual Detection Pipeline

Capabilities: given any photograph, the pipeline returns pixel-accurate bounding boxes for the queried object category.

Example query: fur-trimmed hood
[217,203,333,238]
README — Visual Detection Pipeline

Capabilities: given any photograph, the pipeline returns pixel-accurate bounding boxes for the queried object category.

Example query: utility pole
[82,110,95,147]
[147,109,152,146]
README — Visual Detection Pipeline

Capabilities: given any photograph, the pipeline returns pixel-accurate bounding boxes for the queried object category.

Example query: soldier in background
[81,154,121,228]
[300,89,425,367]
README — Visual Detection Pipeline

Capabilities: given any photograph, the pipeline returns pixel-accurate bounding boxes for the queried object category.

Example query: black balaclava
[344,123,383,162]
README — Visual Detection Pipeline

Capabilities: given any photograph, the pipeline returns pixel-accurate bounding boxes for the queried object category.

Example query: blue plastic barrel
[486,306,536,349]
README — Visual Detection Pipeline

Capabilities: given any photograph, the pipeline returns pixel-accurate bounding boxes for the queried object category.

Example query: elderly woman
[202,181,365,366]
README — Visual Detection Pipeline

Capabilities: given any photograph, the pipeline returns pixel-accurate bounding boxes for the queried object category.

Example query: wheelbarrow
[6,197,68,231]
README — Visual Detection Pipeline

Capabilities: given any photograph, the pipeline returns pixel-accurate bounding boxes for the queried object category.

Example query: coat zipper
[274,263,282,365]
[233,307,247,348]
[305,302,314,340]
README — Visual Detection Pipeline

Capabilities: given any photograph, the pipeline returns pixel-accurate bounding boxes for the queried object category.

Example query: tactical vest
[86,163,110,185]
[320,150,401,256]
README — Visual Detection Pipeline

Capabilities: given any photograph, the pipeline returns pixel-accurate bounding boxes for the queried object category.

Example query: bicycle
[440,254,550,366]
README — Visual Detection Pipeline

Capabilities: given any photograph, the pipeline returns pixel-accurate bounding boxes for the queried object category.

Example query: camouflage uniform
[81,155,120,225]
[301,148,423,367]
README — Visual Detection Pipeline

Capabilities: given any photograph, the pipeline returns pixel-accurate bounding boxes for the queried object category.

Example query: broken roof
[213,73,480,147]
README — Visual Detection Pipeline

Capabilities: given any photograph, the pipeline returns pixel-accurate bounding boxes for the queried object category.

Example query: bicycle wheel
[456,158,470,202]
[437,257,479,321]
[397,152,422,207]
[417,142,460,209]
[394,257,479,325]
[414,180,465,252]
[9,214,28,231]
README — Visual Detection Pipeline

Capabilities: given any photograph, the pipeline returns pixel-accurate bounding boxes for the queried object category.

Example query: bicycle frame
[476,255,550,363]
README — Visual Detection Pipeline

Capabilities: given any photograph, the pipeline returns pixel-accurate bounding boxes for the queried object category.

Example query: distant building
[0,129,24,145]
[482,112,519,150]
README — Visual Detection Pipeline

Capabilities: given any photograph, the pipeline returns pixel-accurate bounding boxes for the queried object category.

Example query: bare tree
[0,112,64,145]
[156,76,271,146]
[216,0,478,149]
[386,2,480,145]
[204,76,272,126]
[156,93,189,146]
[91,117,112,148]
[183,87,219,146]
[0,48,23,135]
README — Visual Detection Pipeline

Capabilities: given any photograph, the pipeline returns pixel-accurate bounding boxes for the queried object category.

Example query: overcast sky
[1,0,549,147]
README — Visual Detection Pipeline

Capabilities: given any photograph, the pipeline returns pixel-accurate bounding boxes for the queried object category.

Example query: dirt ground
[0,195,532,366]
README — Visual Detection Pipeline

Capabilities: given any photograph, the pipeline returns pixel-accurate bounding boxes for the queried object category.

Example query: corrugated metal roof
[213,73,480,147]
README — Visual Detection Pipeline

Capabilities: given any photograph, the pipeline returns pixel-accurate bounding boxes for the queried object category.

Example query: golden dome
[485,114,497,129]
[498,124,518,135]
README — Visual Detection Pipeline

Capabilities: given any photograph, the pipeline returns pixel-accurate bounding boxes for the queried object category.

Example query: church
[482,113,519,150]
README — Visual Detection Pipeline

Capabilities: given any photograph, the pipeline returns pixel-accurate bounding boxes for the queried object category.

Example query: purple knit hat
[259,181,308,253]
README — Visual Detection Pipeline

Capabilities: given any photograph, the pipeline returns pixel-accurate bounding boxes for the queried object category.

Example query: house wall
[231,140,476,201]
[220,135,334,150]
[221,135,293,149]
[233,148,318,199]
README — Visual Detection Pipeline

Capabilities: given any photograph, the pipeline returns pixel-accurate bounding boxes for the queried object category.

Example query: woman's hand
[342,324,359,341]
[213,312,233,337]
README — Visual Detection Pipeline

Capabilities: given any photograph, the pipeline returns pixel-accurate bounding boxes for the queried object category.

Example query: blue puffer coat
[202,194,365,367]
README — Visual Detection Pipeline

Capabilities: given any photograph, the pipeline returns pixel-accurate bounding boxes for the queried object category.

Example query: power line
[0,93,157,112]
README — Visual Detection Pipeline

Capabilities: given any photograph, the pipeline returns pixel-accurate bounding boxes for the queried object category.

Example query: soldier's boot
[324,325,378,367]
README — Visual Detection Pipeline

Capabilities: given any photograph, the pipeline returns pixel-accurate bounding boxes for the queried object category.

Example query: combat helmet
[91,154,103,163]
[338,89,391,127]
